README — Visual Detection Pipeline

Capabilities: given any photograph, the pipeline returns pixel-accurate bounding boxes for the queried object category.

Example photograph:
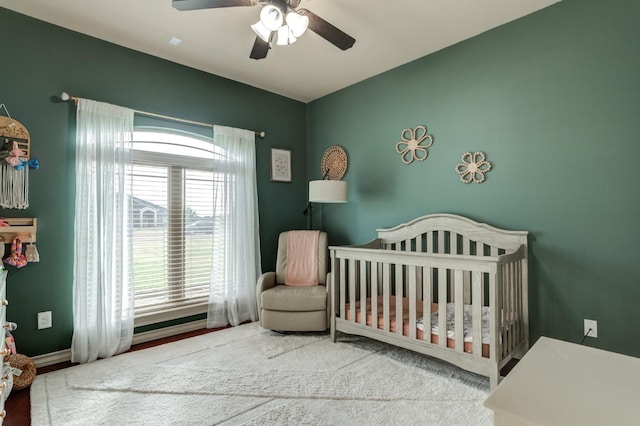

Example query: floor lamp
[303,179,347,229]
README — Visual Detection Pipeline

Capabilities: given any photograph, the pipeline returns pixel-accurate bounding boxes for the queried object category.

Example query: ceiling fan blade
[249,36,270,60]
[298,9,355,51]
[172,0,255,11]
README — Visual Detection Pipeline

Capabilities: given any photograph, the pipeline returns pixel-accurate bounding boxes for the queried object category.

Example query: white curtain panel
[71,99,135,363]
[207,125,261,327]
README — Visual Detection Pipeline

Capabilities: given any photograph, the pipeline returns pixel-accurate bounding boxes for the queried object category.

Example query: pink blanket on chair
[285,230,319,286]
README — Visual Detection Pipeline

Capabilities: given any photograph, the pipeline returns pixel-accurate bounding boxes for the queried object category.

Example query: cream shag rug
[31,322,492,425]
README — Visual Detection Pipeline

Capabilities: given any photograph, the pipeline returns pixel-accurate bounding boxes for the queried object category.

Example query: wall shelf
[0,218,37,243]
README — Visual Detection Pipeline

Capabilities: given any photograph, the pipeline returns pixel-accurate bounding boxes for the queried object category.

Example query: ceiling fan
[172,0,356,60]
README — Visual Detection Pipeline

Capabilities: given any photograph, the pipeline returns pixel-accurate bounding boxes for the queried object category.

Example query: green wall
[0,8,307,356]
[307,0,640,356]
[2,0,640,359]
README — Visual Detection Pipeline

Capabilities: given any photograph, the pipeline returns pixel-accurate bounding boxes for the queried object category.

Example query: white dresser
[484,336,640,425]
[0,270,11,423]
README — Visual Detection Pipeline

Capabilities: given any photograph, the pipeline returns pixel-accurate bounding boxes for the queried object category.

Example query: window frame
[130,127,220,328]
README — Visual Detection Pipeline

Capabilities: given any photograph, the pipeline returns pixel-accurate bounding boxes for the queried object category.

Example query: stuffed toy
[4,236,27,268]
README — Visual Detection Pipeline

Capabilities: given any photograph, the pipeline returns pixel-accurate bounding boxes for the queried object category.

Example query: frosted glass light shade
[309,180,347,203]
[276,25,297,46]
[260,5,284,31]
[251,21,272,42]
[286,12,309,37]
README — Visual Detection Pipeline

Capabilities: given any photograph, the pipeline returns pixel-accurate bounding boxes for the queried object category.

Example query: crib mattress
[417,303,490,345]
[344,296,490,358]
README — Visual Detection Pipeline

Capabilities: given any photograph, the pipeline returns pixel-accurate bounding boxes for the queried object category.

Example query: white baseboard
[31,319,208,368]
[32,348,72,368]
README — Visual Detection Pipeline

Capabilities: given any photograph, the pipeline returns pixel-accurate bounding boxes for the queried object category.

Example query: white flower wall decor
[395,125,434,164]
[455,152,492,183]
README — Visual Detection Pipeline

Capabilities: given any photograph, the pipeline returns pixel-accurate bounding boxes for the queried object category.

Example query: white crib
[329,213,529,389]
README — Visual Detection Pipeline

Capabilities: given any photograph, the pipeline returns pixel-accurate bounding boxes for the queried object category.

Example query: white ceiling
[0,0,559,103]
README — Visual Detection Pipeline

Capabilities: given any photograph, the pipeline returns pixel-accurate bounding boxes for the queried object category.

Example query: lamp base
[303,202,313,230]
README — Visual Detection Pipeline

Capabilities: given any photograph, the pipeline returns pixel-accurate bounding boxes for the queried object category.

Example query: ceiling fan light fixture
[251,21,272,42]
[276,25,297,46]
[285,11,309,38]
[260,4,284,31]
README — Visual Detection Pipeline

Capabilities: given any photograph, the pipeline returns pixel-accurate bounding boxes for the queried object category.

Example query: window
[129,128,222,325]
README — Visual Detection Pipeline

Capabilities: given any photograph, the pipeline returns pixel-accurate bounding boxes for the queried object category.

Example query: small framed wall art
[270,147,292,182]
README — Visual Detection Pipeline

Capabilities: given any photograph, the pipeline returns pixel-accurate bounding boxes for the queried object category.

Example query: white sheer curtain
[71,98,135,363]
[207,125,261,327]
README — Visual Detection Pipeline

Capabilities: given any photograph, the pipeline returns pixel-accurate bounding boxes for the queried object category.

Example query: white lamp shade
[260,5,284,31]
[276,25,297,46]
[251,21,272,42]
[286,11,309,37]
[309,180,347,203]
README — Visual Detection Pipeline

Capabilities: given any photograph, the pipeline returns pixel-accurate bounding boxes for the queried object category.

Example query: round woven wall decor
[321,145,348,180]
[0,116,31,160]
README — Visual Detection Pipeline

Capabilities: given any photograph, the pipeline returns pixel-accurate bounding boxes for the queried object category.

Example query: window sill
[134,301,208,328]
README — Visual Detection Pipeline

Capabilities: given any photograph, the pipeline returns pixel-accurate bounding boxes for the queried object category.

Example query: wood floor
[3,326,225,426]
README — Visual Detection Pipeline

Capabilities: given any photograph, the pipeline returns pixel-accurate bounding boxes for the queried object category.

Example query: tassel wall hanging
[0,164,29,209]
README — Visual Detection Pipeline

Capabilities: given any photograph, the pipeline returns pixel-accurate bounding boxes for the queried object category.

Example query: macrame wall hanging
[0,103,39,209]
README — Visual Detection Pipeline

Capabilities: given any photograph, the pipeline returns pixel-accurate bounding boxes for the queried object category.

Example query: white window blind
[130,128,220,316]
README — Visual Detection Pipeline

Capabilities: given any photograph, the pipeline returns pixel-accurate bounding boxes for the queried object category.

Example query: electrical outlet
[584,319,598,338]
[38,311,52,329]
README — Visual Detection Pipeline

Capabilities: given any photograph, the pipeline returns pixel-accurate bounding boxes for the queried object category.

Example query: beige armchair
[256,231,330,332]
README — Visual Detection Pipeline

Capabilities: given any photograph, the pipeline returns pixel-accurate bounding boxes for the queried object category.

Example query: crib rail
[329,214,528,388]
[330,243,528,382]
